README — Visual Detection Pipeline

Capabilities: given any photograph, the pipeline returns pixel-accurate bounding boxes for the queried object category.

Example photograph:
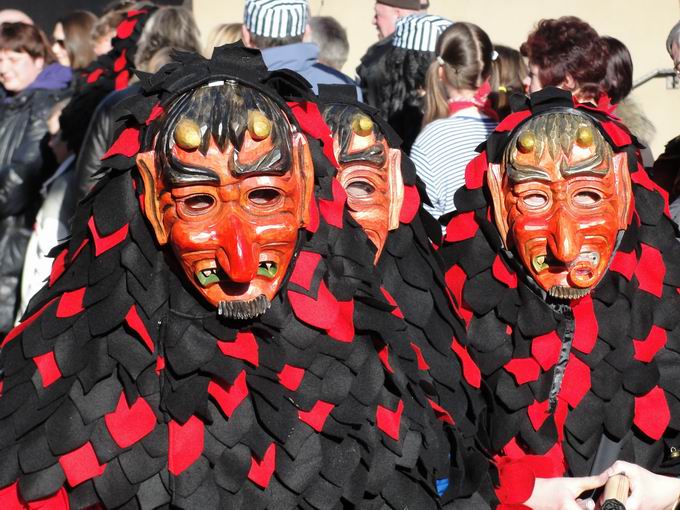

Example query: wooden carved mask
[137,81,313,319]
[322,103,403,263]
[487,111,632,299]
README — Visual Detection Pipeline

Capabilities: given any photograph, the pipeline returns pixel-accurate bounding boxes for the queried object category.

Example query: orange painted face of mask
[488,111,632,299]
[137,83,313,319]
[323,104,403,263]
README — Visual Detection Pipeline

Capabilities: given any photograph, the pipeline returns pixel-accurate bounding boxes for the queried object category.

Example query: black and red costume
[439,88,680,508]
[0,45,483,509]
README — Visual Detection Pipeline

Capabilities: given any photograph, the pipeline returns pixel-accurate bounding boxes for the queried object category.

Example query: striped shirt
[411,108,497,221]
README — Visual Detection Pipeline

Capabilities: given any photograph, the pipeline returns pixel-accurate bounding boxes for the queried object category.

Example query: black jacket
[0,87,69,332]
[356,35,393,110]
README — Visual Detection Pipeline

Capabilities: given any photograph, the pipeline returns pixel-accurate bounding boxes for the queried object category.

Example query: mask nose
[215,215,258,283]
[547,206,582,264]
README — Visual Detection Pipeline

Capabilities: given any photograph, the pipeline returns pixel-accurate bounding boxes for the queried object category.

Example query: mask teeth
[548,285,591,300]
[217,295,271,320]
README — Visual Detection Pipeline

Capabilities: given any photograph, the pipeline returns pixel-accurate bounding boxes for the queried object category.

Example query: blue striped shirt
[411,109,497,221]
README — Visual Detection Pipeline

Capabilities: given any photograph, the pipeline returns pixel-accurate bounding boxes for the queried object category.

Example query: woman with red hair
[521,16,608,102]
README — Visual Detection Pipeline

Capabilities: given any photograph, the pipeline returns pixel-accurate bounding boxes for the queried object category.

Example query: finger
[563,499,586,510]
[607,460,633,477]
[576,498,595,510]
[573,472,610,492]
[625,493,641,510]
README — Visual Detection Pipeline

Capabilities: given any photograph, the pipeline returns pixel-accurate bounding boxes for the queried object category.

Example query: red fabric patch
[155,356,165,374]
[102,126,139,160]
[298,401,335,432]
[610,250,637,280]
[288,282,354,342]
[88,216,129,256]
[248,443,276,489]
[59,442,106,487]
[2,297,58,348]
[634,386,670,440]
[531,331,562,371]
[380,287,404,318]
[56,287,86,318]
[278,365,305,391]
[217,331,259,366]
[376,400,403,441]
[410,342,430,370]
[49,248,68,287]
[495,110,532,134]
[34,352,62,388]
[636,244,665,298]
[125,305,154,353]
[399,185,420,224]
[116,18,137,39]
[71,238,88,261]
[145,103,164,125]
[306,197,319,234]
[114,69,130,90]
[168,416,204,475]
[445,265,473,326]
[634,325,668,363]
[558,354,591,408]
[571,295,598,354]
[464,152,488,190]
[289,251,321,291]
[444,211,479,243]
[451,338,481,388]
[0,483,70,510]
[492,255,517,288]
[600,121,632,148]
[378,345,394,374]
[494,457,536,505]
[0,381,3,397]
[113,48,127,72]
[504,358,540,385]
[86,68,104,84]
[287,101,338,168]
[527,400,550,431]
[427,398,454,425]
[208,370,248,418]
[104,392,156,448]
[318,179,346,228]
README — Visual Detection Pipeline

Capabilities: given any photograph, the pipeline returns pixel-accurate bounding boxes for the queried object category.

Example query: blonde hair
[423,22,493,126]
[203,23,242,57]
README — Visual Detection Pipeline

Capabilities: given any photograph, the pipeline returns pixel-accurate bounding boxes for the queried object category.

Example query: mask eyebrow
[507,164,552,183]
[162,153,221,187]
[339,143,386,167]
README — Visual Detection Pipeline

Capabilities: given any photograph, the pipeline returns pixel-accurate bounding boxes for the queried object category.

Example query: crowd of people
[0,0,680,508]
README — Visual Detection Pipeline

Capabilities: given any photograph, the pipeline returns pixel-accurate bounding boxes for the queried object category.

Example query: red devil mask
[137,82,313,318]
[322,104,403,262]
[487,111,632,299]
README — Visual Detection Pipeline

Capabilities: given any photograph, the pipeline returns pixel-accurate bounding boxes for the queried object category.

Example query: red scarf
[447,81,499,121]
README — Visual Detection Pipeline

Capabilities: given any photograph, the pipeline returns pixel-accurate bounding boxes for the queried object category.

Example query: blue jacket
[261,42,362,99]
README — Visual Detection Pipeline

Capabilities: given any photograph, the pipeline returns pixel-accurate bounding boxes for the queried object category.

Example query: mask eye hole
[573,190,602,207]
[248,188,283,207]
[346,180,375,198]
[521,192,548,209]
[181,194,215,216]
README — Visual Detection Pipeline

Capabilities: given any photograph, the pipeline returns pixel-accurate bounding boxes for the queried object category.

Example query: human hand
[603,461,680,510]
[524,473,608,510]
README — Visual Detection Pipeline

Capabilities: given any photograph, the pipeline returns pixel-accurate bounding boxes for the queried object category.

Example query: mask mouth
[548,285,591,300]
[195,261,278,287]
[217,294,271,320]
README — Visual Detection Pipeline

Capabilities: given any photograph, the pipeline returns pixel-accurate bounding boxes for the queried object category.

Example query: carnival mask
[487,111,632,299]
[323,104,403,262]
[137,82,313,319]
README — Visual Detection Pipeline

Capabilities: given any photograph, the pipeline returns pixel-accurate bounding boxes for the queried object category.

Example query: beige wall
[194,0,680,157]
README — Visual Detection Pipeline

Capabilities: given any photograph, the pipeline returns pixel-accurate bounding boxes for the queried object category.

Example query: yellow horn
[248,110,272,141]
[174,118,201,151]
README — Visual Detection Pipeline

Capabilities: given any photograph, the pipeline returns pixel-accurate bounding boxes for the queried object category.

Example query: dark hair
[601,36,633,104]
[423,22,493,125]
[489,45,527,119]
[249,33,303,50]
[521,16,608,100]
[310,16,349,71]
[0,22,56,63]
[57,10,97,69]
[378,47,433,151]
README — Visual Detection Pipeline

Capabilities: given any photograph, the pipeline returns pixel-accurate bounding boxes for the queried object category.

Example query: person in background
[0,22,71,334]
[410,22,497,222]
[377,13,452,153]
[488,44,527,120]
[0,10,33,25]
[521,16,608,104]
[310,16,349,72]
[356,0,421,108]
[91,9,126,56]
[52,10,97,71]
[203,22,242,57]
[601,36,655,168]
[241,0,360,94]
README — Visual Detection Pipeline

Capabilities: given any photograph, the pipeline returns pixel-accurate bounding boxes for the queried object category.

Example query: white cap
[244,0,309,38]
[392,14,453,52]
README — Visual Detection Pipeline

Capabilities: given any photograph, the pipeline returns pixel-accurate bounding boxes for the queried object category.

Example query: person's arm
[410,136,443,220]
